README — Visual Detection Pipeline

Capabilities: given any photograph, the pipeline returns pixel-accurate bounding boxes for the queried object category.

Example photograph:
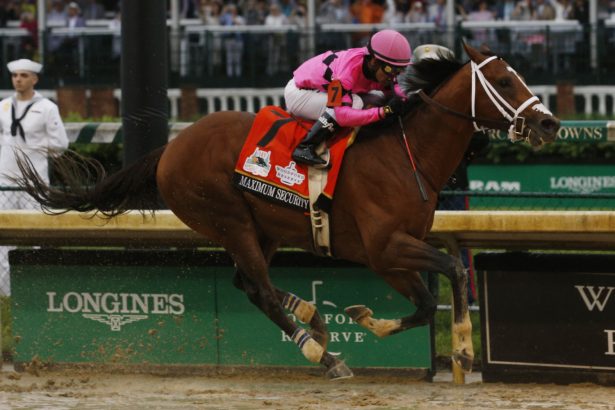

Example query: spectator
[289,2,308,25]
[288,3,309,62]
[109,9,121,60]
[383,0,404,23]
[598,0,613,20]
[496,0,517,20]
[242,0,267,24]
[67,2,86,28]
[510,0,534,20]
[352,0,385,23]
[535,0,556,19]
[201,0,223,24]
[264,3,289,76]
[57,2,86,78]
[468,0,496,20]
[317,0,351,23]
[0,0,8,27]
[220,3,245,77]
[180,0,200,18]
[0,58,69,296]
[80,0,106,20]
[20,0,35,16]
[569,0,589,23]
[405,0,428,22]
[351,0,385,44]
[459,2,495,67]
[200,0,223,74]
[427,0,447,28]
[47,0,67,54]
[554,0,572,19]
[278,0,296,17]
[19,11,37,59]
[2,0,21,24]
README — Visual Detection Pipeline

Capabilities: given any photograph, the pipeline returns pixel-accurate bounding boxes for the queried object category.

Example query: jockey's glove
[382,97,405,118]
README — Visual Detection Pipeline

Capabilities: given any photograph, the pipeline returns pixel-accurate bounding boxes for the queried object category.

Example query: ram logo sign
[469,180,521,192]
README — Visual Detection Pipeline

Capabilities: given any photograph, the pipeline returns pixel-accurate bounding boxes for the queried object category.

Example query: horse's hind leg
[232,239,329,348]
[227,236,350,379]
[233,269,329,349]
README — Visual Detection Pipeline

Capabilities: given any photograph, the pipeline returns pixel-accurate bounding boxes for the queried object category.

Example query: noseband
[417,55,540,141]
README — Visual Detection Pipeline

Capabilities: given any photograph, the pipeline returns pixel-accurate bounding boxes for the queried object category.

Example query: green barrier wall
[11,249,433,374]
[468,164,615,208]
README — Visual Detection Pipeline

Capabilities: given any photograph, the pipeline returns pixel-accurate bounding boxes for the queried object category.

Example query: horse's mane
[361,50,464,135]
[398,51,464,110]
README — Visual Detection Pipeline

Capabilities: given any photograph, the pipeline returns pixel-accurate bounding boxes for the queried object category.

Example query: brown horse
[16,44,559,379]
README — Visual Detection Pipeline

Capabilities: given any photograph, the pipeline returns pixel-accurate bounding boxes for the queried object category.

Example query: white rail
[0,86,612,118]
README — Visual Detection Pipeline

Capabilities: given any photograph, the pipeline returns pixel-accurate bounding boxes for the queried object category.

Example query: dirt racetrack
[2,364,615,410]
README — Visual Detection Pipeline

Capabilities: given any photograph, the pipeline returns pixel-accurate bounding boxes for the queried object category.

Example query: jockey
[284,29,412,166]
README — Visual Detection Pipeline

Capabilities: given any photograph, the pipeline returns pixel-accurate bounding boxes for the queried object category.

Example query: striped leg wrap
[291,328,324,363]
[283,293,316,324]
[283,293,302,313]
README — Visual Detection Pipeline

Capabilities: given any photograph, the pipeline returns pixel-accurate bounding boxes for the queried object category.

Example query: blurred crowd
[192,0,615,27]
[0,0,612,81]
[0,0,613,32]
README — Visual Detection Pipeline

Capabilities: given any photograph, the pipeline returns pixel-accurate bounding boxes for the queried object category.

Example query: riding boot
[292,111,339,167]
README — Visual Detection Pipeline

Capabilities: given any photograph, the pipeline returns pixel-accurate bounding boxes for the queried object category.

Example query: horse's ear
[462,42,487,63]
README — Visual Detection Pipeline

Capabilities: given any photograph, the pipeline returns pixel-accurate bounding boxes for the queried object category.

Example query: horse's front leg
[347,231,473,372]
[346,270,436,337]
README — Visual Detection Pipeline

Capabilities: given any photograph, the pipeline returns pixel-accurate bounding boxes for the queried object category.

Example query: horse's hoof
[452,351,474,373]
[345,305,373,323]
[326,360,354,380]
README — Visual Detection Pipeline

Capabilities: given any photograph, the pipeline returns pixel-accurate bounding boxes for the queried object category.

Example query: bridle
[417,55,540,142]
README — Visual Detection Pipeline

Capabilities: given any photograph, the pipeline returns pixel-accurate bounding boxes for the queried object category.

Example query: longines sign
[477,252,615,384]
[11,249,433,372]
[46,291,186,331]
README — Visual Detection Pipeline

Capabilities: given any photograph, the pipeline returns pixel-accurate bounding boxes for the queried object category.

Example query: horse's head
[463,43,560,147]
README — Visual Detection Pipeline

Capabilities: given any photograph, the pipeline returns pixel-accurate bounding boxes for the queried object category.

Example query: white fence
[0,86,613,118]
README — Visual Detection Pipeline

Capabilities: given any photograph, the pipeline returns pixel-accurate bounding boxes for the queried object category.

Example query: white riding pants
[284,79,364,121]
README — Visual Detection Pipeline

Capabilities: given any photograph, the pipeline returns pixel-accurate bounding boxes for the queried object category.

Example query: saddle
[233,106,357,255]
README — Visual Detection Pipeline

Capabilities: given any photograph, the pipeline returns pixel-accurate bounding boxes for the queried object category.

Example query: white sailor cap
[7,58,43,74]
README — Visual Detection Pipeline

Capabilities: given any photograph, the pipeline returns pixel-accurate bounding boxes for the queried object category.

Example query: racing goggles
[379,62,405,76]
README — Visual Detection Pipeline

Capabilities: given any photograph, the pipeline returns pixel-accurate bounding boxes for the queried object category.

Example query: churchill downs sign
[487,121,615,142]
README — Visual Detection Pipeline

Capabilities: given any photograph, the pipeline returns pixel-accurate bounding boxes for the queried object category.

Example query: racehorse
[15,44,560,379]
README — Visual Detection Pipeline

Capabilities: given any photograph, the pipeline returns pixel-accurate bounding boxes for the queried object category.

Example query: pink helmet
[367,30,412,67]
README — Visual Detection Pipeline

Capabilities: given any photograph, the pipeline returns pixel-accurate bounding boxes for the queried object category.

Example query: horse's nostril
[541,118,560,133]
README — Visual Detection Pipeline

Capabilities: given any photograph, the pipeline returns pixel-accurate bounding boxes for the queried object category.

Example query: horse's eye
[498,77,512,88]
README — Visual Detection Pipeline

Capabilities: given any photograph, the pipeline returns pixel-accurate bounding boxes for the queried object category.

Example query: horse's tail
[15,146,166,217]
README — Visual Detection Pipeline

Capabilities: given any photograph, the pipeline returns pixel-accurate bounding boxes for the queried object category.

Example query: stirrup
[292,146,327,167]
[312,150,330,169]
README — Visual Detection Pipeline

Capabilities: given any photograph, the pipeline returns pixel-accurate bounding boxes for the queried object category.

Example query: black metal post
[121,0,168,166]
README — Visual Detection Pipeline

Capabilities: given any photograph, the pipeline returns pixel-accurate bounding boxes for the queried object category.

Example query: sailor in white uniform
[0,58,69,295]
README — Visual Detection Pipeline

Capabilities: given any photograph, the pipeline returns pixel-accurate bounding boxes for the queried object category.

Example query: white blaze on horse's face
[471,56,543,143]
[506,66,553,117]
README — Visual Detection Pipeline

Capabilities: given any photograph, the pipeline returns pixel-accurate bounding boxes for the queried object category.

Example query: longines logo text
[46,291,185,331]
[551,176,615,194]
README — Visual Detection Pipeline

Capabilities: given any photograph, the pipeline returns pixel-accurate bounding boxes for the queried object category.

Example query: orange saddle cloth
[233,106,355,211]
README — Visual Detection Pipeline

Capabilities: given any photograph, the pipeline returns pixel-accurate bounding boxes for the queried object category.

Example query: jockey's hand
[382,97,405,118]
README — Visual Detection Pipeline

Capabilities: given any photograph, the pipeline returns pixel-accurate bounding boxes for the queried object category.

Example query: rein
[416,55,541,141]
[417,90,509,130]
[397,116,429,202]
